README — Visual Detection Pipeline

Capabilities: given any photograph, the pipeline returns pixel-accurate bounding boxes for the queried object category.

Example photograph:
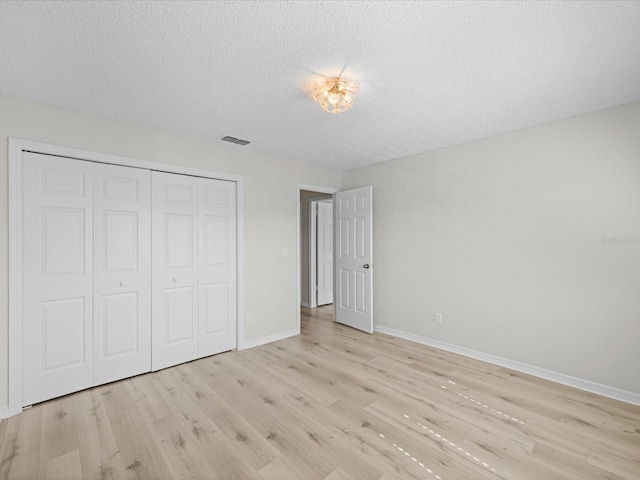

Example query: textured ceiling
[1,1,640,171]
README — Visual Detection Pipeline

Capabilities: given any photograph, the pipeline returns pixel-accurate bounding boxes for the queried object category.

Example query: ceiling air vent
[221,135,250,146]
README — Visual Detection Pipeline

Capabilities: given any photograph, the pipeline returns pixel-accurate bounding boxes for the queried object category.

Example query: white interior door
[152,172,199,370]
[335,186,373,333]
[198,178,237,357]
[22,153,94,406]
[316,201,333,306]
[93,163,151,385]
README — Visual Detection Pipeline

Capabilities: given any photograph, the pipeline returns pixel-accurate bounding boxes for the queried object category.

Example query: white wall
[343,101,640,396]
[0,94,342,408]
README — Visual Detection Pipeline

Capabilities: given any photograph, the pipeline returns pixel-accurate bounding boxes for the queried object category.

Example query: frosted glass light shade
[312,76,360,114]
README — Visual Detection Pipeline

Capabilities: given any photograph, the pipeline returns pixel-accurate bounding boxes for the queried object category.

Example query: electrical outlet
[435,313,443,324]
[246,314,253,325]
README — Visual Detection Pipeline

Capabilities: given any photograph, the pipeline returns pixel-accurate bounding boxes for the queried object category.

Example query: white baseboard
[301,301,310,308]
[241,328,299,350]
[0,405,9,420]
[374,325,640,406]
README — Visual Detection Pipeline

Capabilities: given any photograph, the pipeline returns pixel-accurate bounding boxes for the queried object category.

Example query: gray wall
[343,101,640,395]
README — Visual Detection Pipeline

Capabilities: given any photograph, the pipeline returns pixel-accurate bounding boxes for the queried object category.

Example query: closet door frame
[7,138,245,418]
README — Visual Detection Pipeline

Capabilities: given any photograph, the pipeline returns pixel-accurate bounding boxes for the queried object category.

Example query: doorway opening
[297,184,339,330]
[296,184,373,334]
[301,190,333,308]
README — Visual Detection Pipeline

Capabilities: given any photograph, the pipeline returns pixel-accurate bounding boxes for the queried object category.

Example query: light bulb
[313,76,359,113]
[327,92,340,105]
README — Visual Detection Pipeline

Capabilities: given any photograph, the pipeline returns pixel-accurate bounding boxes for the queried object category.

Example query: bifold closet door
[93,163,152,385]
[152,172,199,370]
[22,156,237,403]
[151,173,237,370]
[198,177,237,357]
[22,153,94,406]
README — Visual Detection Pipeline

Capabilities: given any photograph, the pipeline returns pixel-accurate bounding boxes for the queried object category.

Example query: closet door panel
[22,153,94,406]
[198,178,237,357]
[152,172,199,370]
[93,163,151,385]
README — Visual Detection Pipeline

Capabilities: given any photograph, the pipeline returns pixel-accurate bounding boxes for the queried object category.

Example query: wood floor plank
[39,395,79,466]
[125,372,172,425]
[166,364,277,472]
[0,415,7,451]
[587,446,640,480]
[197,352,387,480]
[99,382,174,480]
[1,305,638,480]
[147,365,267,480]
[530,442,628,480]
[73,389,127,480]
[192,354,339,480]
[322,467,359,480]
[0,406,42,480]
[146,414,218,480]
[258,455,313,480]
[40,449,83,480]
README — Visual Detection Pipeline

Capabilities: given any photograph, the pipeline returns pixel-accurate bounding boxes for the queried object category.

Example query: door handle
[119,281,126,286]
[172,277,178,283]
[363,264,370,269]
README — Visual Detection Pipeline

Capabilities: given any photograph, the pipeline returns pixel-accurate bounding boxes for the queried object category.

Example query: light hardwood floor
[1,306,639,479]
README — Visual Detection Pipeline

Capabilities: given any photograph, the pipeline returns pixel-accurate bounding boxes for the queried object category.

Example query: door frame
[7,138,245,418]
[296,184,339,330]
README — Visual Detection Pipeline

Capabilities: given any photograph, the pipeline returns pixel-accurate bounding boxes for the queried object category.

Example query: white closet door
[152,172,199,370]
[198,178,237,357]
[93,163,151,385]
[22,153,94,406]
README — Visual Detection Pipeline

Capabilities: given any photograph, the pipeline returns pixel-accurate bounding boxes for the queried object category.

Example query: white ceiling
[1,1,640,171]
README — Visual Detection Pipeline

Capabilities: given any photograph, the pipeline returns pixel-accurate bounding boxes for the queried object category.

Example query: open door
[334,186,373,333]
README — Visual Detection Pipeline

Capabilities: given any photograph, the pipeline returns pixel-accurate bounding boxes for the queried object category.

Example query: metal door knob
[119,281,126,286]
[363,264,370,269]
[172,277,178,282]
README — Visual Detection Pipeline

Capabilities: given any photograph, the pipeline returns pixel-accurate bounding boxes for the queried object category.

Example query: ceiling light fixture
[313,77,360,114]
